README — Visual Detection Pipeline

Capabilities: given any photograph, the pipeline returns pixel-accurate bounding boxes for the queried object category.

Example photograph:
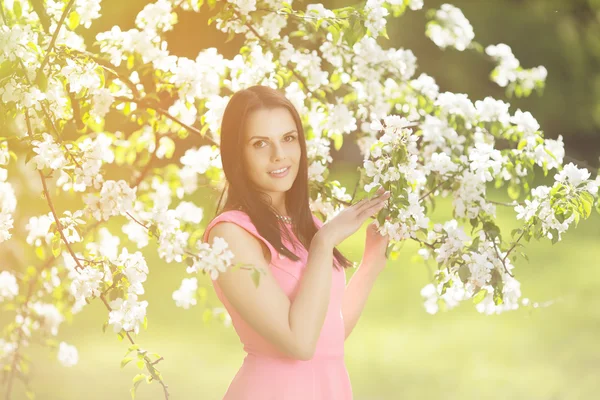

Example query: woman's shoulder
[206,209,252,228]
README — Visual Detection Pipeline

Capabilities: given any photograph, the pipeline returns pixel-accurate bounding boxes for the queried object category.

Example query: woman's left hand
[362,220,390,274]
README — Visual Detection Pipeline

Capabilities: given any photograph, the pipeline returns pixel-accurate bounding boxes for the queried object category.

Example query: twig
[483,229,514,278]
[38,0,76,73]
[234,8,331,104]
[125,212,148,230]
[113,96,218,146]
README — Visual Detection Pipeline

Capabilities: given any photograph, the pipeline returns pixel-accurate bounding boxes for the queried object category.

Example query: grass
[8,162,600,400]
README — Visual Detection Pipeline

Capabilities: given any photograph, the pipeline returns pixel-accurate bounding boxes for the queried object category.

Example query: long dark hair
[213,85,353,271]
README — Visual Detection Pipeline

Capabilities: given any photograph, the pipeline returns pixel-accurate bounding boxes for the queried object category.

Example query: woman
[202,85,391,399]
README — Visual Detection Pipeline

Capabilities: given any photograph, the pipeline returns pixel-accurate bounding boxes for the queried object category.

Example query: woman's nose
[271,143,286,161]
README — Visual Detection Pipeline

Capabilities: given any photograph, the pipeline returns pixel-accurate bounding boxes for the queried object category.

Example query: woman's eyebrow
[248,129,297,142]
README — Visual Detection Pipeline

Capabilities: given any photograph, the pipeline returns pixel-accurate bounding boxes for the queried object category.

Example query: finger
[358,190,389,212]
[359,198,387,219]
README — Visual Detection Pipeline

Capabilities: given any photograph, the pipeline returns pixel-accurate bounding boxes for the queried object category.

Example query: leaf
[202,309,212,324]
[507,182,521,200]
[35,70,48,92]
[126,344,140,356]
[473,288,488,304]
[251,268,260,288]
[458,264,470,283]
[35,246,45,260]
[51,233,61,257]
[132,373,146,385]
[67,11,80,30]
[136,360,145,370]
[580,191,594,219]
[121,357,133,369]
[158,136,175,159]
[13,1,22,19]
[131,373,146,400]
[332,133,343,151]
[326,25,340,44]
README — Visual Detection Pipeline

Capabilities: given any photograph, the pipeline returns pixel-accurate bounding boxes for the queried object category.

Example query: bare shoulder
[207,220,271,266]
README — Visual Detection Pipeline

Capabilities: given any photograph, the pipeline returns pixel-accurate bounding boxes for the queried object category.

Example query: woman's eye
[253,136,296,148]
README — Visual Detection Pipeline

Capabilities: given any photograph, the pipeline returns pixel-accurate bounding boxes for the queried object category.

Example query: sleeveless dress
[202,210,353,400]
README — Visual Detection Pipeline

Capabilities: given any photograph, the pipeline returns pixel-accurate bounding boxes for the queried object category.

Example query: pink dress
[202,210,353,400]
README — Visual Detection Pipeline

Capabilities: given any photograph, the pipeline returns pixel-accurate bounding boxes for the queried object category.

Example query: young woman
[202,85,391,400]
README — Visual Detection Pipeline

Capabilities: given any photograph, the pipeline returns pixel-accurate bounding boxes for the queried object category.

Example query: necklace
[235,205,292,223]
[275,214,292,223]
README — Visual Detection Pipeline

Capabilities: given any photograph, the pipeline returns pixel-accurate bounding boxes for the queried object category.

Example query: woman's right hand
[317,186,391,248]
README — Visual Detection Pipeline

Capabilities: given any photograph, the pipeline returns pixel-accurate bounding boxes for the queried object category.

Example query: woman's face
[242,107,301,201]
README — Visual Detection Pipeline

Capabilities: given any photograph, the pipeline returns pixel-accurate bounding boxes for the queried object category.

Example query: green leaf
[67,11,80,30]
[580,191,594,219]
[225,29,236,43]
[159,136,175,159]
[35,246,45,260]
[332,133,343,151]
[13,1,22,19]
[131,373,145,400]
[473,288,488,304]
[275,73,284,88]
[35,70,48,92]
[132,373,146,385]
[507,182,521,200]
[126,344,140,356]
[458,264,470,283]
[202,309,212,324]
[136,360,145,370]
[51,233,61,257]
[251,268,260,288]
[326,25,340,44]
[121,357,134,369]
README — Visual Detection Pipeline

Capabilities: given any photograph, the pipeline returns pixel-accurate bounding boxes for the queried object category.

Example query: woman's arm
[341,257,385,341]
[208,223,335,360]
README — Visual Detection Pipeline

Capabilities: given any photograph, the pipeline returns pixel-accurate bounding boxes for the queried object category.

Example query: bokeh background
[6,1,600,399]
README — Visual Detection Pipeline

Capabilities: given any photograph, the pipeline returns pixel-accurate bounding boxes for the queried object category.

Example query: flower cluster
[0,142,15,242]
[186,237,235,280]
[486,43,548,95]
[84,180,137,221]
[426,4,475,51]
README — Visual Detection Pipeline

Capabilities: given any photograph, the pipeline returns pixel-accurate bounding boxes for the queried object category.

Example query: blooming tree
[0,0,599,398]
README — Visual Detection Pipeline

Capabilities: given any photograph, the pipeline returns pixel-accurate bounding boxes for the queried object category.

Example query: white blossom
[188,237,235,280]
[29,133,68,170]
[31,302,64,336]
[364,0,389,39]
[25,213,54,247]
[426,4,474,51]
[85,180,136,221]
[0,179,16,242]
[172,277,198,309]
[0,271,19,302]
[57,342,79,367]
[108,293,148,335]
[135,0,175,33]
[174,201,204,224]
